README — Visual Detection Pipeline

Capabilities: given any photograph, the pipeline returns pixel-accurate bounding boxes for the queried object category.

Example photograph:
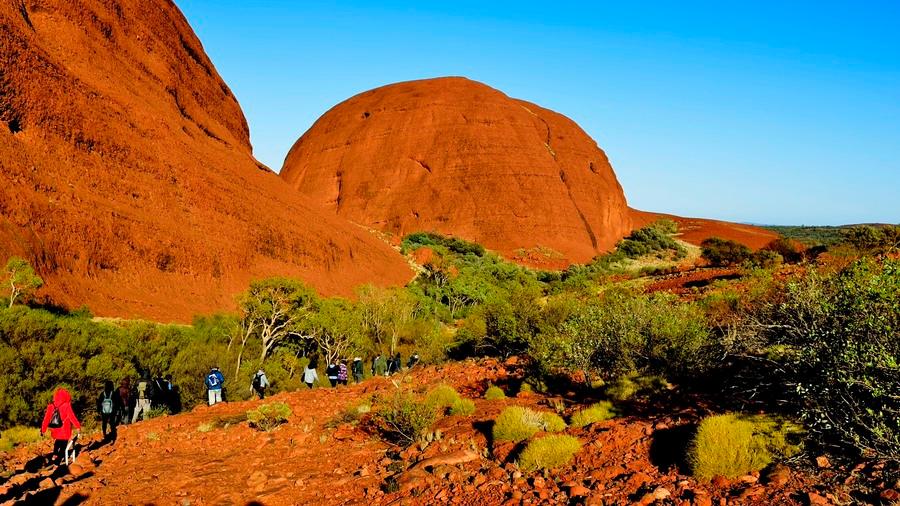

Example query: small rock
[807,492,830,506]
[815,456,831,469]
[880,489,900,502]
[639,486,671,505]
[739,474,758,484]
[765,465,791,487]
[38,477,55,489]
[710,475,731,488]
[568,485,591,497]
[532,476,546,489]
[738,485,765,500]
[693,496,712,506]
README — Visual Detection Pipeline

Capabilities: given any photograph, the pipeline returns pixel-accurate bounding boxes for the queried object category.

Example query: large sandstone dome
[0,0,411,321]
[280,77,633,266]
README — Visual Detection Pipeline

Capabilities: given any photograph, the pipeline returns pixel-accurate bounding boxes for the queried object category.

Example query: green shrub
[0,426,42,452]
[326,400,372,428]
[449,398,476,416]
[518,435,582,472]
[484,385,506,400]
[493,406,566,443]
[518,382,533,394]
[605,374,668,401]
[689,413,803,479]
[376,391,437,445]
[617,222,687,260]
[701,237,752,266]
[570,401,618,428]
[247,402,292,432]
[425,384,461,412]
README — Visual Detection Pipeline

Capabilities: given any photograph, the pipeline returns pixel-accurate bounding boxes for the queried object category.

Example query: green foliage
[247,402,292,432]
[402,232,486,257]
[449,398,476,416]
[326,400,372,428]
[701,237,752,266]
[762,238,803,263]
[689,414,803,480]
[760,259,900,459]
[425,384,461,413]
[616,221,687,260]
[762,225,850,247]
[841,225,900,255]
[484,385,506,400]
[570,401,618,427]
[604,375,668,401]
[375,390,438,445]
[0,426,42,452]
[3,257,44,308]
[492,406,565,443]
[518,435,582,472]
[529,291,714,384]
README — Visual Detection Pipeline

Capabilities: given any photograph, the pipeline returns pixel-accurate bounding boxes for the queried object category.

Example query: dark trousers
[305,382,314,389]
[51,439,67,464]
[353,373,363,383]
[254,387,266,399]
[101,413,117,437]
[328,378,337,387]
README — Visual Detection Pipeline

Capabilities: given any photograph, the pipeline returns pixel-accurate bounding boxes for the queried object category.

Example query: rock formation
[280,77,633,267]
[0,0,411,321]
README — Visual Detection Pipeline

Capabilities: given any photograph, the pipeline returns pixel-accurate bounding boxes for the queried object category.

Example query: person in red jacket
[40,388,81,465]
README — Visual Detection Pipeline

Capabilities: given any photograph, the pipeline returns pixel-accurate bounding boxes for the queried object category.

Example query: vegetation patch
[518,435,582,472]
[689,413,803,479]
[247,402,292,432]
[449,398,476,416]
[425,384,462,412]
[0,426,42,452]
[605,375,668,402]
[484,385,506,400]
[493,406,566,443]
[570,401,618,428]
[374,390,438,445]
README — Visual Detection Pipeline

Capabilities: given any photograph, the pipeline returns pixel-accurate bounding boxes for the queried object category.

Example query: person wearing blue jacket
[205,367,225,406]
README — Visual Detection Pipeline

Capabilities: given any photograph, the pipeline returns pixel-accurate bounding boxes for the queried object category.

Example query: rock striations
[280,77,633,267]
[0,0,411,321]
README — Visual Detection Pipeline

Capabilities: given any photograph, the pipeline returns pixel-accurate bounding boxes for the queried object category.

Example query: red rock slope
[0,0,411,321]
[630,209,778,250]
[280,77,633,266]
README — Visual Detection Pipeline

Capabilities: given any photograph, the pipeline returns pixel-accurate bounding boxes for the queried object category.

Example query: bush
[484,385,506,400]
[701,237,752,266]
[376,391,437,445]
[247,402,292,432]
[689,414,802,479]
[570,401,618,428]
[327,400,372,428]
[616,222,686,260]
[450,398,476,416]
[425,384,461,412]
[493,406,566,443]
[518,435,582,472]
[605,375,668,401]
[0,426,42,452]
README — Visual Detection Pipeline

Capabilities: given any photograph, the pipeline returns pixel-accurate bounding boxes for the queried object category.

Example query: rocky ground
[0,359,894,505]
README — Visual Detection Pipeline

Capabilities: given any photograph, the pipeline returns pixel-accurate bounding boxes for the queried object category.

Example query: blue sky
[178,1,899,225]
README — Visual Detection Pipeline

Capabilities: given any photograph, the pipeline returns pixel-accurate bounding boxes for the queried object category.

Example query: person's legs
[208,389,215,406]
[52,440,66,465]
[131,402,140,423]
[213,390,222,405]
[101,414,110,437]
[141,399,150,421]
[305,382,313,389]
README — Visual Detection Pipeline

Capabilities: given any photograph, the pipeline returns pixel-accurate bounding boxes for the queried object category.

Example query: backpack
[137,380,149,400]
[101,392,114,415]
[48,404,63,429]
[207,372,220,388]
[252,373,262,390]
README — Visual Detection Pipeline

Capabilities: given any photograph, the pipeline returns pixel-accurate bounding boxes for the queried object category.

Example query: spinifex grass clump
[450,398,476,416]
[518,435,582,472]
[689,413,803,479]
[0,426,42,452]
[247,402,292,432]
[493,406,567,443]
[570,401,619,428]
[484,385,506,400]
[375,390,438,446]
[425,384,461,411]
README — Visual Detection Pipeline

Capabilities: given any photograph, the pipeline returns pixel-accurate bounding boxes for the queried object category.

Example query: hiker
[303,361,319,389]
[338,360,349,386]
[97,380,122,440]
[372,354,387,377]
[166,374,182,414]
[40,388,81,466]
[132,372,155,423]
[251,369,269,399]
[325,361,339,388]
[388,353,402,375]
[352,357,364,383]
[117,378,131,425]
[407,353,420,370]
[205,367,225,406]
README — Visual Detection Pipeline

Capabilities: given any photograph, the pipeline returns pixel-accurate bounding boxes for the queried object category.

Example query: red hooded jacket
[41,388,81,441]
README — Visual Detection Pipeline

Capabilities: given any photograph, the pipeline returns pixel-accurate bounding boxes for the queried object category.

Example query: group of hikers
[37,353,420,467]
[302,352,420,388]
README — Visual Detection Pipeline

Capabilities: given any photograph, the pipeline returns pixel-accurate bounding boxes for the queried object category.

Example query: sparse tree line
[1,222,898,462]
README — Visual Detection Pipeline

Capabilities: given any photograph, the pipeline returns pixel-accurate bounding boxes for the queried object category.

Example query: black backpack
[252,373,264,390]
[48,403,63,429]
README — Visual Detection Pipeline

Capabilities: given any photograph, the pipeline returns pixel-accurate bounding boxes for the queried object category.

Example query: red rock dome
[0,0,411,321]
[280,77,633,267]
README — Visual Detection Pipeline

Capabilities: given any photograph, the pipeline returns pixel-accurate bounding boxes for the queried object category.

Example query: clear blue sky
[178,1,899,226]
